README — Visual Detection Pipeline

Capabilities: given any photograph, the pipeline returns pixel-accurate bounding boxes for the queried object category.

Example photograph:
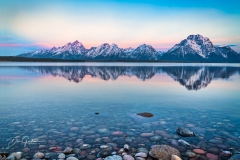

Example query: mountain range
[18,34,240,62]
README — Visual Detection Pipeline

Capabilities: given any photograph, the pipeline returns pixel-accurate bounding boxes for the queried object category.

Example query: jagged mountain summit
[18,34,240,62]
[20,40,88,60]
[130,44,158,60]
[86,43,127,60]
[161,34,240,62]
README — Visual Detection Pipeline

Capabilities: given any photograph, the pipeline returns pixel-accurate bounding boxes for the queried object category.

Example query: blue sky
[1,0,240,55]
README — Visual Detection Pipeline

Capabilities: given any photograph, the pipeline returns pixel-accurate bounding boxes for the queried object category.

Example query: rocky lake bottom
[0,63,240,160]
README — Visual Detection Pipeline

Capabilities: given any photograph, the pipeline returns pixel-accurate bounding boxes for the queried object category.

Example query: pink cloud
[0,43,20,47]
[0,42,53,48]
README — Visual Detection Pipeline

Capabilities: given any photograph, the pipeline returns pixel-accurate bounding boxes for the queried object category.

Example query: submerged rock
[63,147,73,154]
[111,131,124,136]
[66,157,78,160]
[185,151,196,157]
[155,130,172,138]
[87,155,96,159]
[98,128,110,134]
[207,147,220,154]
[150,135,161,141]
[123,155,134,160]
[141,123,151,128]
[80,144,91,149]
[6,155,15,160]
[44,152,57,159]
[58,153,65,159]
[137,112,154,118]
[67,154,75,157]
[170,139,179,146]
[149,145,180,160]
[125,137,132,143]
[105,155,122,160]
[135,152,147,158]
[206,153,218,160]
[193,149,205,155]
[97,150,112,158]
[216,144,227,149]
[116,137,126,145]
[140,133,154,137]
[176,127,196,137]
[6,152,23,160]
[124,144,130,151]
[49,146,62,152]
[171,155,182,160]
[73,148,81,154]
[22,148,30,153]
[33,152,44,159]
[69,127,79,131]
[11,122,21,125]
[196,155,208,160]
[100,145,109,149]
[178,139,191,148]
[137,148,149,154]
[209,139,223,144]
[197,141,207,150]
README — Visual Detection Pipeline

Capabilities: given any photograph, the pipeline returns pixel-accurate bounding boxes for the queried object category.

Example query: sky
[1,0,240,55]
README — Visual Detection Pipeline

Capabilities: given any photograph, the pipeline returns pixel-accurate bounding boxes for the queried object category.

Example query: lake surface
[0,63,240,159]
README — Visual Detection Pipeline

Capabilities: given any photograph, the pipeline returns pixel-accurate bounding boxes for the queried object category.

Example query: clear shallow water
[0,63,240,159]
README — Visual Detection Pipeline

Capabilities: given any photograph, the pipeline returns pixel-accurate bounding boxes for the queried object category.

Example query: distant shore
[0,56,239,63]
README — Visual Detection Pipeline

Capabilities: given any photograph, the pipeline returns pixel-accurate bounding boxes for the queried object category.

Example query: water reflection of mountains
[21,66,240,90]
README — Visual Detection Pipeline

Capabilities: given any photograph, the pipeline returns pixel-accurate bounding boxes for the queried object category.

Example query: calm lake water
[0,62,240,159]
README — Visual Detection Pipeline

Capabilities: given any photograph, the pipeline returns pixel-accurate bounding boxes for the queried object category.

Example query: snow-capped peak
[138,44,151,48]
[130,44,158,60]
[187,34,210,42]
[73,40,79,43]
[72,40,83,46]
[167,34,216,58]
[135,44,157,52]
[110,43,118,47]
